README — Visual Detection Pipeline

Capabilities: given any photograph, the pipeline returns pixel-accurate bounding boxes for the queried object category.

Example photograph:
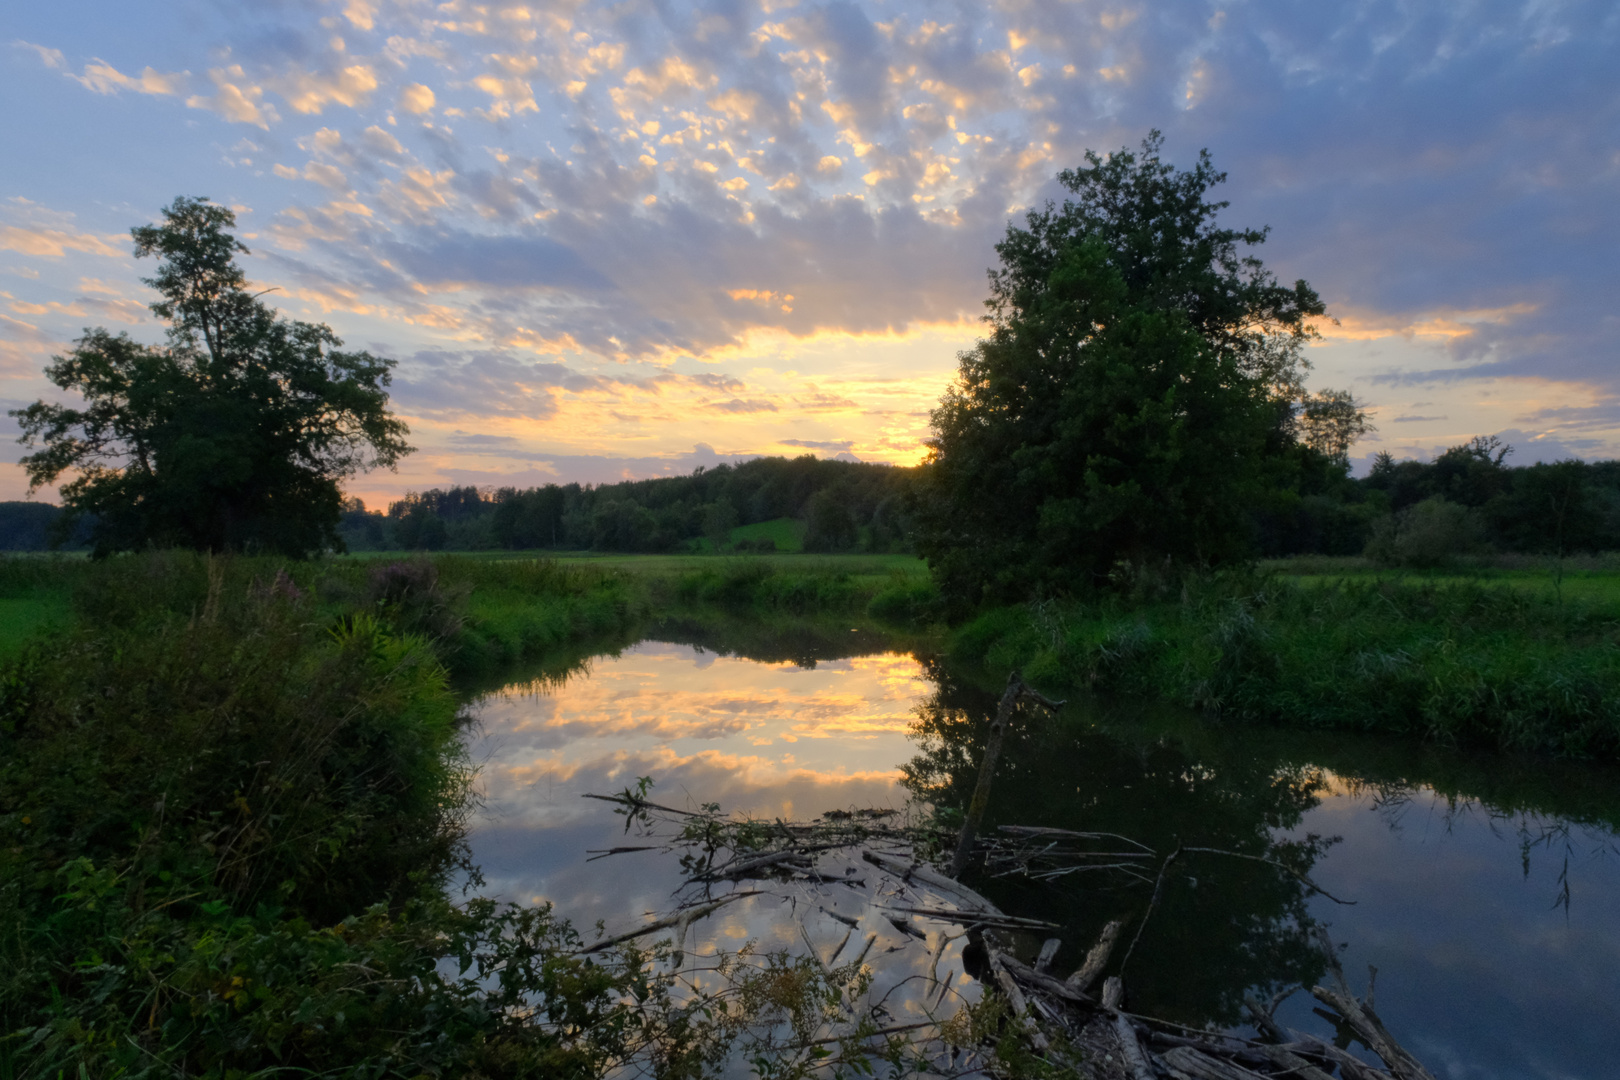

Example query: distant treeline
[6,438,1618,563]
[0,503,92,551]
[1260,437,1620,564]
[338,454,917,554]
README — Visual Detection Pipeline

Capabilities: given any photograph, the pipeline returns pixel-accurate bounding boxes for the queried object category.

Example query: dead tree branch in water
[948,670,1066,878]
[578,764,1437,1080]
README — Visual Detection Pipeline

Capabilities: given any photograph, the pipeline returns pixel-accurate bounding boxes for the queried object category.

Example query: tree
[11,197,410,557]
[917,132,1365,608]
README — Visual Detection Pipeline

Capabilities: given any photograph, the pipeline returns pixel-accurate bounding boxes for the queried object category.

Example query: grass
[729,516,807,552]
[949,572,1620,758]
[1264,554,1620,603]
[0,551,981,1079]
[0,598,68,663]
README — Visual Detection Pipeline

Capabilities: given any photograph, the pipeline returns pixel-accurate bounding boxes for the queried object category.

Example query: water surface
[465,638,1620,1080]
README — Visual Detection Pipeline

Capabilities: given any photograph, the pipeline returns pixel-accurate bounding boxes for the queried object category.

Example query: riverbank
[948,572,1620,757]
[6,549,1620,1075]
[0,550,937,1077]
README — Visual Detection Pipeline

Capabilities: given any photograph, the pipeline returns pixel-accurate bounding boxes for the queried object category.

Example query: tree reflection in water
[900,658,1334,1030]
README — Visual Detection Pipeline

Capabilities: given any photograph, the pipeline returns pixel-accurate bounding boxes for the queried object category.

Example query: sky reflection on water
[467,641,924,919]
[463,640,1620,1080]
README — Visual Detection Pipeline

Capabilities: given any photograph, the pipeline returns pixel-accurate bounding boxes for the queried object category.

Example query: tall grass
[0,553,691,1077]
[951,574,1620,758]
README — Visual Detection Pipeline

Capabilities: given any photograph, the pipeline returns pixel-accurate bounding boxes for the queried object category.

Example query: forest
[7,434,1620,565]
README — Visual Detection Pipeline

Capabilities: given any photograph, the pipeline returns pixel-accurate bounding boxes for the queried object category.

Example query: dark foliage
[338,454,920,554]
[10,198,410,558]
[916,133,1351,611]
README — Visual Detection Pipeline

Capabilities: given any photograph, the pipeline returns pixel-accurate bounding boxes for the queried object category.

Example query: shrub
[868,579,944,626]
[1365,496,1485,567]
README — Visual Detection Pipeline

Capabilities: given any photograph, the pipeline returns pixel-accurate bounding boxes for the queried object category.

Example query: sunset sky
[2,0,1615,505]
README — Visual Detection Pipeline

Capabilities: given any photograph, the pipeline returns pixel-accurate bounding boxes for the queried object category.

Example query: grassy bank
[949,574,1620,758]
[0,551,927,678]
[3,551,947,1078]
[0,554,652,1076]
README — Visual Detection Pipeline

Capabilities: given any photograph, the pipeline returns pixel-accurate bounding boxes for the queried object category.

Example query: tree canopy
[917,132,1367,608]
[12,197,411,557]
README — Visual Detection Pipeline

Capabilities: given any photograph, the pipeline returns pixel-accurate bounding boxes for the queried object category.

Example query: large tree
[12,197,411,557]
[917,132,1364,608]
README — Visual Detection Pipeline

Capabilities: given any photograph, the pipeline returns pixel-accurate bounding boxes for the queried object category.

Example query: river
[463,633,1620,1080]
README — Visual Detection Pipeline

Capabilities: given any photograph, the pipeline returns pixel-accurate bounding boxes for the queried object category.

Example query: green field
[1264,555,1620,604]
[0,596,69,662]
[0,551,935,678]
[729,515,806,551]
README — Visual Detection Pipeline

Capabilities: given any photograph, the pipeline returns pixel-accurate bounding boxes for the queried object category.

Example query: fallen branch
[860,849,1004,914]
[579,890,761,954]
[948,671,1067,878]
[1181,846,1356,906]
[1068,918,1124,993]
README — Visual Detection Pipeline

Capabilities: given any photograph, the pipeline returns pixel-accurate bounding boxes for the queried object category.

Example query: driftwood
[1309,926,1435,1080]
[578,687,1438,1080]
[976,912,1436,1080]
[947,671,1066,878]
[1068,918,1123,992]
[578,890,761,954]
[873,904,1060,931]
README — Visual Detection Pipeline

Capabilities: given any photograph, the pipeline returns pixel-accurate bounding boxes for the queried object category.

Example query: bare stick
[1309,986,1436,1080]
[1290,1033,1394,1080]
[695,849,812,881]
[1242,991,1288,1044]
[1180,846,1356,905]
[860,850,1004,914]
[948,672,1066,879]
[1119,844,1183,976]
[988,950,1050,1053]
[949,672,1023,879]
[1160,1044,1269,1079]
[997,825,1156,852]
[825,926,854,966]
[996,953,1094,1005]
[1101,975,1124,1010]
[1254,1044,1338,1080]
[874,904,1058,930]
[578,890,759,954]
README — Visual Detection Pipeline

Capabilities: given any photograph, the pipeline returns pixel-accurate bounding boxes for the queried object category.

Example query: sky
[1,0,1616,506]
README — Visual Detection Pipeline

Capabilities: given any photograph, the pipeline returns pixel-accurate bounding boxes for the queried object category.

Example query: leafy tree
[11,197,410,557]
[804,486,859,551]
[918,132,1363,607]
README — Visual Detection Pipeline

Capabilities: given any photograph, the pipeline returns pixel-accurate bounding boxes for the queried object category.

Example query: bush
[867,579,944,627]
[1365,496,1485,567]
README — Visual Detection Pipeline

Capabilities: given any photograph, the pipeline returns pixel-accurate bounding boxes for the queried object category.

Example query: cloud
[708,398,778,413]
[0,224,123,259]
[0,313,53,344]
[424,445,768,488]
[12,40,63,69]
[16,0,1620,486]
[187,66,279,128]
[398,82,435,115]
[270,63,379,115]
[778,438,854,451]
[389,233,614,291]
[72,60,186,96]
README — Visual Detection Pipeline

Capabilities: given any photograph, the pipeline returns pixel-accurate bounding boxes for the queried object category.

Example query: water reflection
[468,640,925,920]
[900,659,1333,1029]
[465,639,1620,1080]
